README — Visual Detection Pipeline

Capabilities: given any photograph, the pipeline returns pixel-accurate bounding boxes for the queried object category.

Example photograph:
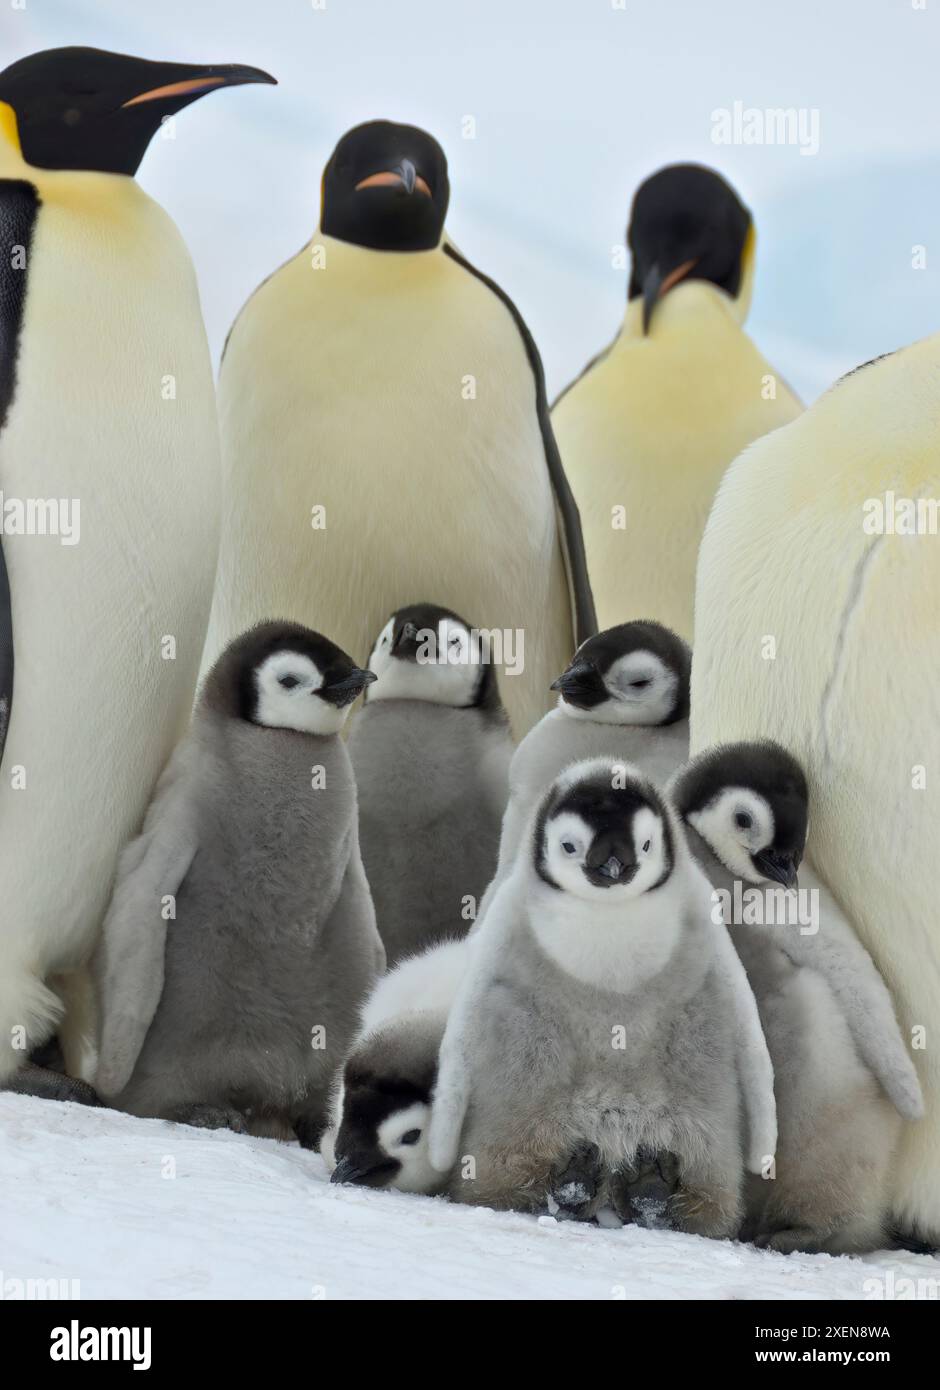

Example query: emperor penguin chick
[552,164,801,638]
[348,603,512,966]
[93,622,385,1145]
[671,741,924,1253]
[429,758,775,1235]
[321,937,470,1193]
[479,620,689,918]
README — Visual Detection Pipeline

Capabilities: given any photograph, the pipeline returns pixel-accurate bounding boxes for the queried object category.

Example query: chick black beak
[599,855,625,880]
[121,62,276,108]
[331,1156,367,1185]
[753,849,799,889]
[550,658,606,706]
[392,620,421,658]
[397,158,417,195]
[331,1154,397,1187]
[319,668,377,708]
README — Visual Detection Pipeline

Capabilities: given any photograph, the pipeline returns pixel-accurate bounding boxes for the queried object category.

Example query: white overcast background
[5,0,939,402]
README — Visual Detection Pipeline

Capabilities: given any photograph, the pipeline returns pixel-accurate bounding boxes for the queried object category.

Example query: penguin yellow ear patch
[740,222,756,276]
[0,102,21,155]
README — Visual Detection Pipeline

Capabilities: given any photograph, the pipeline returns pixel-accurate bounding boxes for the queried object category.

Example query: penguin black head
[330,1028,439,1192]
[534,758,674,901]
[321,120,449,252]
[202,621,375,737]
[0,46,275,175]
[672,741,808,888]
[365,601,504,717]
[627,164,753,333]
[551,620,691,726]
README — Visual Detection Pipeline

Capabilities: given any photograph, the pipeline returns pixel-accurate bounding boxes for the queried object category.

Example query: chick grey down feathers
[670,748,923,1253]
[429,759,775,1232]
[94,623,385,1143]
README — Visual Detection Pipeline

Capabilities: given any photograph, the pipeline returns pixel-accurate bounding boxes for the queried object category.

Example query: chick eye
[735,811,752,830]
[642,839,651,853]
[278,675,300,689]
[562,840,577,856]
[400,1129,421,1146]
[629,678,651,689]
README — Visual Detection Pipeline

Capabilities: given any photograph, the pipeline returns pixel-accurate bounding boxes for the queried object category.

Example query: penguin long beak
[641,257,699,333]
[121,63,276,108]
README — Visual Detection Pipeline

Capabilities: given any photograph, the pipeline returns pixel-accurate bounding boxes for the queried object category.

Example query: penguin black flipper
[442,242,597,645]
[0,179,39,764]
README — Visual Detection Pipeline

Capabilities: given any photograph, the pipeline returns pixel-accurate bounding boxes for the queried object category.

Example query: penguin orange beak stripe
[122,77,228,107]
[642,257,699,333]
[660,258,698,296]
[355,168,432,197]
[121,66,277,108]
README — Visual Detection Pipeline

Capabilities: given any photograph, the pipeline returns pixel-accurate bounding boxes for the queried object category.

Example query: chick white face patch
[542,805,667,902]
[254,651,348,735]
[561,649,677,725]
[688,786,773,884]
[368,617,482,707]
[377,1101,439,1192]
[603,650,677,724]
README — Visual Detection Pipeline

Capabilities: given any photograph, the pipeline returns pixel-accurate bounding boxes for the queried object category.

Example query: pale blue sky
[6,0,939,400]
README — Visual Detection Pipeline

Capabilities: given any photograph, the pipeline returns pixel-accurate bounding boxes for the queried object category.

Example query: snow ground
[3,1095,938,1301]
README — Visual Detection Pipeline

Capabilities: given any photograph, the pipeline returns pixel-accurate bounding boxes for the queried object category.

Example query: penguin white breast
[0,170,220,968]
[211,234,570,699]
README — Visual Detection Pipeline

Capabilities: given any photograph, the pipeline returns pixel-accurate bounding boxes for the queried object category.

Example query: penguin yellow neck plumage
[627,226,757,338]
[623,276,747,341]
[0,101,23,170]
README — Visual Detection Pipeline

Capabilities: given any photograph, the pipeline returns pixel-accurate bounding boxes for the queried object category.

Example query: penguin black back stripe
[550,326,622,413]
[0,179,39,765]
[442,242,597,646]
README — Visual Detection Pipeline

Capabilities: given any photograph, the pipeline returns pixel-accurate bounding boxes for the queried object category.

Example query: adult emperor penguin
[0,48,275,1100]
[691,337,940,1244]
[209,120,596,739]
[552,163,801,639]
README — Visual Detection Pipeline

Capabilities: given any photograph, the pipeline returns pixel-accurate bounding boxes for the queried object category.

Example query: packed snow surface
[2,1095,937,1301]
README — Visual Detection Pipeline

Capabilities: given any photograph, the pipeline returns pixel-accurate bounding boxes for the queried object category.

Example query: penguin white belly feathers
[691,336,940,1240]
[211,231,573,737]
[0,169,220,1075]
[553,284,801,638]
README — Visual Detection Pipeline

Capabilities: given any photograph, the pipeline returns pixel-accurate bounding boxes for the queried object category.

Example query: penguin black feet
[293,1112,326,1151]
[163,1103,248,1134]
[611,1148,681,1229]
[549,1141,602,1221]
[4,1061,102,1107]
[753,1225,827,1255]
